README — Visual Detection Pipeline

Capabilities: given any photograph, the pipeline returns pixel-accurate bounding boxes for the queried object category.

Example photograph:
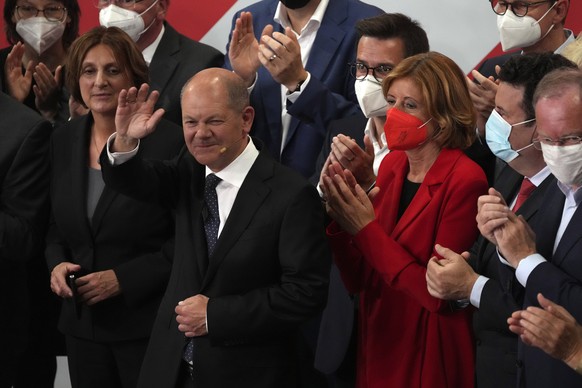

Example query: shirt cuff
[497,248,512,267]
[246,72,258,94]
[286,72,311,102]
[470,275,489,308]
[106,133,139,166]
[515,253,547,287]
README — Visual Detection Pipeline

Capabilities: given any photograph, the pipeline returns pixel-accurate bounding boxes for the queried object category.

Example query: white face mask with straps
[354,77,388,118]
[541,142,582,187]
[99,0,159,42]
[496,1,557,51]
[16,17,66,55]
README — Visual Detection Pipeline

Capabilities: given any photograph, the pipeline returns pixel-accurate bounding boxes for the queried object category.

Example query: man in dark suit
[470,0,573,134]
[476,67,582,387]
[0,91,52,388]
[98,0,224,125]
[225,0,383,178]
[101,68,330,388]
[425,53,577,388]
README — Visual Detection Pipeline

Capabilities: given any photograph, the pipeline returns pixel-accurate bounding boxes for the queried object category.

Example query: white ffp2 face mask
[541,142,582,187]
[99,0,158,42]
[496,1,556,51]
[354,77,388,118]
[16,17,66,55]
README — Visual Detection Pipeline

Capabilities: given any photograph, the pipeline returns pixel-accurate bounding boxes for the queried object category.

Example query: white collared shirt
[363,118,390,175]
[274,0,329,152]
[105,134,259,238]
[207,138,259,236]
[141,24,165,66]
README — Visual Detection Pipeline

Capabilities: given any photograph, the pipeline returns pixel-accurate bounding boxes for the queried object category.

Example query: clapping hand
[4,42,33,103]
[229,11,263,86]
[321,161,378,235]
[33,63,63,121]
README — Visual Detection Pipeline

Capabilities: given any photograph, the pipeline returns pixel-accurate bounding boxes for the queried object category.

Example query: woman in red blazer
[321,52,488,388]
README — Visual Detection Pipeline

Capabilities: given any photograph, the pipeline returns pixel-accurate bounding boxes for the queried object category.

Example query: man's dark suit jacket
[470,165,554,388]
[150,23,224,125]
[101,140,331,388]
[507,182,582,387]
[224,0,383,178]
[45,114,184,344]
[0,92,52,385]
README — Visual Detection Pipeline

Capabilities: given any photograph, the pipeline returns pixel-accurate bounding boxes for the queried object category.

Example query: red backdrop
[0,1,579,71]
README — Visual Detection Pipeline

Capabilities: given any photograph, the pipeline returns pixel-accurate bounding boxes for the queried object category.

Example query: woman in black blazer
[46,27,184,388]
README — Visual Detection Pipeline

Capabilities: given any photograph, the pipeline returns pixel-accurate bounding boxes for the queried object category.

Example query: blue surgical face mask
[485,109,535,163]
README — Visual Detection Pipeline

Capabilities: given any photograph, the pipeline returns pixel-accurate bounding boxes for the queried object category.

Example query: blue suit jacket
[225,0,383,178]
[510,182,582,387]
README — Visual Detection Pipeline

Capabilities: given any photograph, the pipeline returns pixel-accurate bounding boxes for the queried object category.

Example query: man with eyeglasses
[225,0,383,180]
[470,0,574,141]
[425,53,577,388]
[97,0,224,126]
[475,67,582,387]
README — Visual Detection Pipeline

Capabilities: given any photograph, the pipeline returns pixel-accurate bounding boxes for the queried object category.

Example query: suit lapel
[149,23,179,102]
[200,151,272,290]
[515,174,555,222]
[391,149,461,239]
[552,200,582,266]
[188,162,208,286]
[535,182,565,260]
[284,0,348,149]
[90,185,118,234]
[70,116,94,253]
[496,164,522,205]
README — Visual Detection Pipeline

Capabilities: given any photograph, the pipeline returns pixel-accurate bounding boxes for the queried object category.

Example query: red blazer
[328,148,488,388]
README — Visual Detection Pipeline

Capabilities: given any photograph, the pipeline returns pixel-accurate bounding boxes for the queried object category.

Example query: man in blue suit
[477,67,582,387]
[225,0,383,178]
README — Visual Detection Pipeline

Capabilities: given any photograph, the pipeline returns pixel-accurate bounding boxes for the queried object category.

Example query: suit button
[516,360,523,368]
[476,339,481,346]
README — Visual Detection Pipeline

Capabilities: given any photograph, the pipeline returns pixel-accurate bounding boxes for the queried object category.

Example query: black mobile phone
[67,273,82,319]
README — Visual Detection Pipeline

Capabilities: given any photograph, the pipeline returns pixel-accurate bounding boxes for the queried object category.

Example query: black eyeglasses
[490,0,553,17]
[15,5,67,22]
[532,134,582,150]
[348,62,393,83]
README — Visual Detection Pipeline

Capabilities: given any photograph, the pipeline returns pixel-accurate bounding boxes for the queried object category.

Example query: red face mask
[384,108,432,151]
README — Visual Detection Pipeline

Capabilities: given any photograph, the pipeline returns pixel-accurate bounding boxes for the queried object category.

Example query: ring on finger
[269,54,277,62]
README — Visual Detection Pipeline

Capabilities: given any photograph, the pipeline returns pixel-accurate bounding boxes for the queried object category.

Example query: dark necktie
[203,173,222,257]
[182,174,222,367]
[512,177,536,212]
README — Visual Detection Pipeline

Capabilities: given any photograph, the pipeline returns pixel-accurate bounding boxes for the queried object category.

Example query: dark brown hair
[66,26,149,107]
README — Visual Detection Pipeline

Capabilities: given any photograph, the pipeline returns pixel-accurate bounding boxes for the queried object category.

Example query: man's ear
[241,106,255,133]
[552,0,569,26]
[156,0,168,20]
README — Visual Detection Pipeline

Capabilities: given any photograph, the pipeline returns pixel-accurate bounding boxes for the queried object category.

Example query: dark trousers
[66,335,149,388]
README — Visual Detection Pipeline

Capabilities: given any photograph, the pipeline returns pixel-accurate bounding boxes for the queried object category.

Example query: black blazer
[511,181,582,387]
[470,165,554,388]
[0,92,52,375]
[101,141,331,388]
[45,114,184,342]
[150,23,224,126]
